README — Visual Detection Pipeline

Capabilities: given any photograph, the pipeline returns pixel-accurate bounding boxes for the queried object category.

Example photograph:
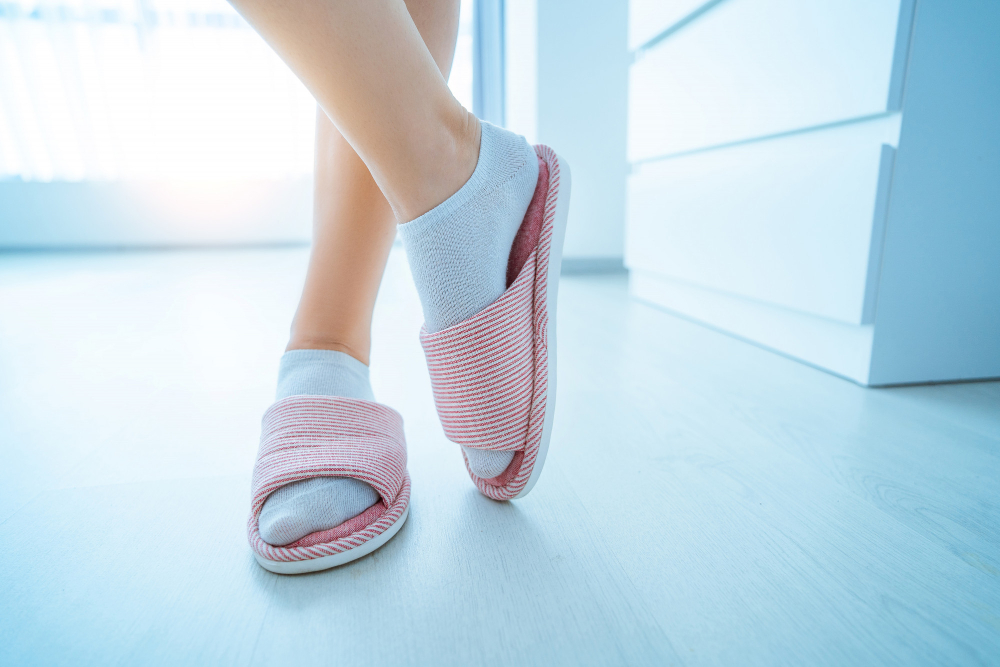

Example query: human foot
[248,391,410,574]
[257,349,380,546]
[398,122,539,479]
[417,144,570,499]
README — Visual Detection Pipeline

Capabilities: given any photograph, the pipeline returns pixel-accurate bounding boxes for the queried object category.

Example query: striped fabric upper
[247,395,409,563]
[420,144,561,501]
[420,252,537,452]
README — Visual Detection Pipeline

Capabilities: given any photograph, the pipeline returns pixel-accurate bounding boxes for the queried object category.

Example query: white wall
[505,0,629,264]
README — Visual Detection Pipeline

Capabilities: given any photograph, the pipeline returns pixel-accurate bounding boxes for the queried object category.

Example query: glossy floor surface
[1,248,998,666]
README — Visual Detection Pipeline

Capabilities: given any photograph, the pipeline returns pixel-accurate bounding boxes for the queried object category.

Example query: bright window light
[0,0,474,182]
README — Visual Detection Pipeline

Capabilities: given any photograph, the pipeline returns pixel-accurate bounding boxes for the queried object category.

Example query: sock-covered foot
[398,121,539,479]
[257,349,381,546]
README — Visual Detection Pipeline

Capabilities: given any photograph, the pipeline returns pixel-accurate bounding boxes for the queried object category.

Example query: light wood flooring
[0,247,997,666]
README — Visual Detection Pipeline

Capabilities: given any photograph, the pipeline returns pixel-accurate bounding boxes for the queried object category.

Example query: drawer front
[629,0,908,161]
[625,117,898,325]
[629,0,709,51]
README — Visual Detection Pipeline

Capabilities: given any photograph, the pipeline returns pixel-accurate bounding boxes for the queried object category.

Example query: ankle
[396,122,539,333]
[285,335,370,366]
[276,347,374,403]
[453,109,481,179]
[392,109,481,222]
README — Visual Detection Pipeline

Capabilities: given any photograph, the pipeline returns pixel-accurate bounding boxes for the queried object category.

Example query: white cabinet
[628,116,899,325]
[626,0,1000,385]
[629,0,910,161]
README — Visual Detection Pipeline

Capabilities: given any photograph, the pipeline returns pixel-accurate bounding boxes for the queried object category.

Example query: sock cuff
[398,122,537,235]
[276,349,374,402]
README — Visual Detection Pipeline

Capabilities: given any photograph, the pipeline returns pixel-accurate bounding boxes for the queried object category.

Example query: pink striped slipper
[420,145,571,501]
[247,395,410,574]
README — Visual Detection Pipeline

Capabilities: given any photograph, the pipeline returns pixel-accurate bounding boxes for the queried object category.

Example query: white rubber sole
[253,504,409,575]
[514,152,572,500]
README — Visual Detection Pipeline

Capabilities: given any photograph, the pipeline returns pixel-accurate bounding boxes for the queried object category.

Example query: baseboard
[630,270,875,385]
[561,257,626,275]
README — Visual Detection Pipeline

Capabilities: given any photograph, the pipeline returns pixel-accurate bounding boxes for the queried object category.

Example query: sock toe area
[462,447,515,479]
[258,476,380,547]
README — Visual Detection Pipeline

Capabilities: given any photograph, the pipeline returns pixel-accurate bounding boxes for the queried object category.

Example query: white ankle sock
[398,121,538,479]
[258,349,380,547]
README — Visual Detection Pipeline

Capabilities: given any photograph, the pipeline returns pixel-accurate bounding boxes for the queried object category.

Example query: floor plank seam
[0,488,45,529]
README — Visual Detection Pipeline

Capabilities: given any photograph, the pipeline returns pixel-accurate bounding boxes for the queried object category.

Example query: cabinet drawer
[629,0,709,51]
[629,0,910,161]
[625,117,898,325]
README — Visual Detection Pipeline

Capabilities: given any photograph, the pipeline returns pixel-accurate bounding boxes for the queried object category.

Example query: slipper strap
[419,244,539,452]
[250,396,407,517]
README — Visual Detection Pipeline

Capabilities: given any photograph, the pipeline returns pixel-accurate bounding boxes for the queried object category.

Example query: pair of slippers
[248,146,571,574]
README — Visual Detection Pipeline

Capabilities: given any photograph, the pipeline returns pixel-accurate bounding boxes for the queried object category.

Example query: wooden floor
[0,247,997,666]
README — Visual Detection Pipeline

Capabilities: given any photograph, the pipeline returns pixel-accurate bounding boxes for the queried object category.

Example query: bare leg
[227,0,479,223]
[290,0,460,362]
[248,0,539,549]
[255,0,462,548]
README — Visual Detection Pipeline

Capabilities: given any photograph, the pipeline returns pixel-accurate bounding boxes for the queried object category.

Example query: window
[0,0,474,183]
